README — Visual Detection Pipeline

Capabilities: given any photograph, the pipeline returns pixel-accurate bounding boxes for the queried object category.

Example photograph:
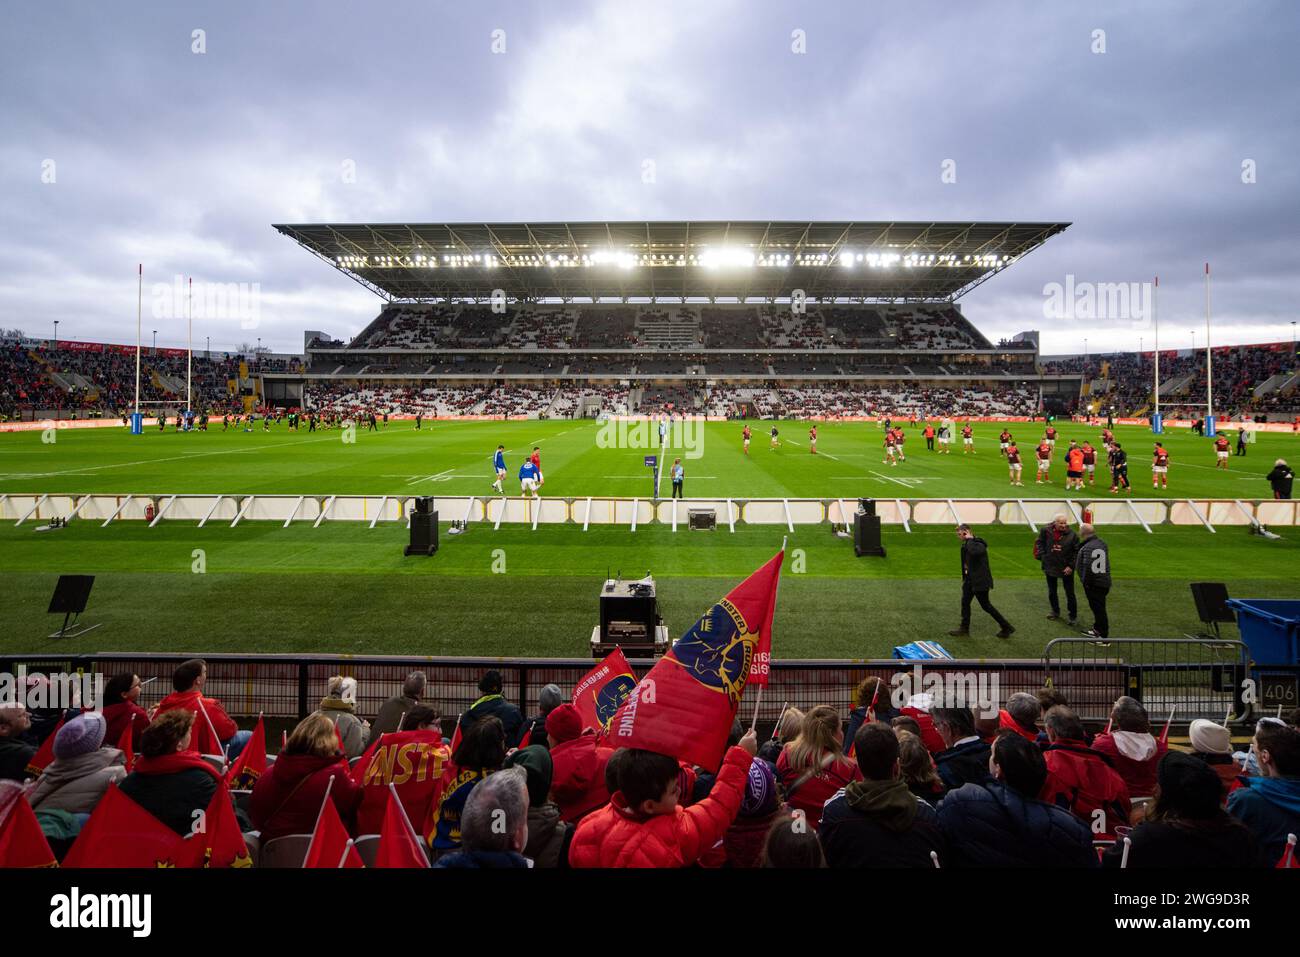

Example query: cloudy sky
[2,0,1296,356]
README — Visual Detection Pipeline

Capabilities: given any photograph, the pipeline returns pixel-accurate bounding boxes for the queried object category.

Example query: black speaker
[413,496,433,514]
[1190,582,1234,624]
[858,498,876,517]
[405,507,439,556]
[854,512,885,557]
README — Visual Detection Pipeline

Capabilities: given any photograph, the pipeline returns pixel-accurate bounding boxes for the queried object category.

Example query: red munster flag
[25,715,66,777]
[62,784,186,868]
[177,783,252,868]
[225,715,267,790]
[304,787,363,868]
[0,798,57,868]
[573,648,638,734]
[352,730,450,834]
[448,713,463,754]
[115,719,135,774]
[607,548,785,769]
[374,784,430,868]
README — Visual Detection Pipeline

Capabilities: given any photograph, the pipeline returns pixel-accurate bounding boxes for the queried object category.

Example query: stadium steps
[1161,372,1196,396]
[1254,371,1296,397]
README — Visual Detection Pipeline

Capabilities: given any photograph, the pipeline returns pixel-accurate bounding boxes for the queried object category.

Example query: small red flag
[176,783,252,868]
[1278,834,1298,869]
[115,719,135,774]
[607,548,785,769]
[374,785,429,868]
[0,798,57,868]
[225,715,266,790]
[304,788,362,868]
[62,784,187,868]
[573,648,638,734]
[25,716,66,777]
[448,714,463,754]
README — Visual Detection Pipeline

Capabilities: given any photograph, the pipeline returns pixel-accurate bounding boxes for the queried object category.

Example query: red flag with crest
[225,715,266,790]
[61,784,187,868]
[25,716,66,777]
[175,782,252,868]
[573,648,638,734]
[606,548,784,769]
[0,797,57,868]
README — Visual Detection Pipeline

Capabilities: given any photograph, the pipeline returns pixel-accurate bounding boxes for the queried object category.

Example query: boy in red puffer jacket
[569,730,757,867]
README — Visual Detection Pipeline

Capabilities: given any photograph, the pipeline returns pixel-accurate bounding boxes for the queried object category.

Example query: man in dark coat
[819,722,947,868]
[371,670,426,739]
[0,706,36,781]
[949,524,1015,638]
[1036,515,1080,624]
[1266,459,1294,499]
[932,708,992,791]
[1075,523,1112,640]
[464,670,525,748]
[937,731,1096,867]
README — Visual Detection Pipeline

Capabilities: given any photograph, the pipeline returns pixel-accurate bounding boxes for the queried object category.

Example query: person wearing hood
[545,703,614,823]
[819,722,947,868]
[1226,721,1300,866]
[27,712,126,818]
[1091,696,1166,797]
[464,670,525,749]
[721,757,785,868]
[249,713,362,843]
[1188,718,1242,798]
[937,730,1096,867]
[1103,752,1257,868]
[502,745,570,867]
[314,675,371,758]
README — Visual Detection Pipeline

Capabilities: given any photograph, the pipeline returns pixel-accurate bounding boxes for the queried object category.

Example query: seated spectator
[465,670,525,749]
[429,715,506,856]
[28,712,126,817]
[151,659,243,757]
[1034,686,1071,746]
[932,708,991,791]
[0,706,35,781]
[897,730,945,806]
[843,677,900,754]
[760,812,827,868]
[371,671,426,739]
[503,745,570,868]
[1187,718,1241,797]
[1091,696,1166,797]
[100,673,150,757]
[1041,706,1131,833]
[118,710,224,835]
[353,705,449,835]
[974,713,999,744]
[250,713,362,843]
[899,696,947,753]
[569,730,758,868]
[1104,752,1257,868]
[521,684,563,749]
[546,704,614,823]
[433,766,532,869]
[721,757,783,868]
[759,706,801,764]
[937,731,1096,867]
[314,676,371,758]
[891,715,922,739]
[1227,721,1300,866]
[999,693,1042,742]
[776,705,861,829]
[819,722,947,868]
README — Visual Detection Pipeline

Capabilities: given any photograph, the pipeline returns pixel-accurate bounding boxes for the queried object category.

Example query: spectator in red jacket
[569,730,758,867]
[151,659,241,756]
[546,703,614,823]
[100,673,150,757]
[998,693,1042,742]
[1040,706,1131,835]
[1091,696,1166,797]
[776,706,862,829]
[250,713,362,843]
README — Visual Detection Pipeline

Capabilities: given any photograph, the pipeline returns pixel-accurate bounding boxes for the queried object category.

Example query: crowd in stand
[3,661,1298,869]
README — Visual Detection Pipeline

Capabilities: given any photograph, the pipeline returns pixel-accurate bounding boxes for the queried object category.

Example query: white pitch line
[869,469,919,488]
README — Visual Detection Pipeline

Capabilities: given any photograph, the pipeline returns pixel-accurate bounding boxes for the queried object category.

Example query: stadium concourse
[2,222,1299,874]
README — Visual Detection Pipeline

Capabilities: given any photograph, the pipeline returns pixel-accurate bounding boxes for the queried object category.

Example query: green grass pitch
[1,418,1295,659]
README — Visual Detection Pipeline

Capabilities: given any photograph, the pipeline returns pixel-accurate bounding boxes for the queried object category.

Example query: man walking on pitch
[742,424,751,455]
[949,525,1015,639]
[1076,524,1112,639]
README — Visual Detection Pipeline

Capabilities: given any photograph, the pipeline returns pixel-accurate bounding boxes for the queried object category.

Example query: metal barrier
[1042,638,1254,723]
[8,646,1284,729]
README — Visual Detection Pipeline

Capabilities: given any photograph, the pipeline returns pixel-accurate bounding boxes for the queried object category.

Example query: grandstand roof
[273,221,1069,303]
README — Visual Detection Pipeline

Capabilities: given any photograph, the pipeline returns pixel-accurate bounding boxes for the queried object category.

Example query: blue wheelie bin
[1226,599,1300,665]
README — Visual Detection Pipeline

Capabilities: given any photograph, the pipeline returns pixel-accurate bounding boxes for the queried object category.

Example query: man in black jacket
[1075,523,1112,639]
[932,707,992,791]
[1037,514,1080,625]
[819,721,947,868]
[465,670,526,748]
[1266,458,1294,500]
[0,706,36,781]
[949,524,1015,638]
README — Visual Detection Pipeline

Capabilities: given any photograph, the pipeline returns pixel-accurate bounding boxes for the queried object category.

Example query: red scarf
[132,750,224,781]
[998,710,1039,742]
